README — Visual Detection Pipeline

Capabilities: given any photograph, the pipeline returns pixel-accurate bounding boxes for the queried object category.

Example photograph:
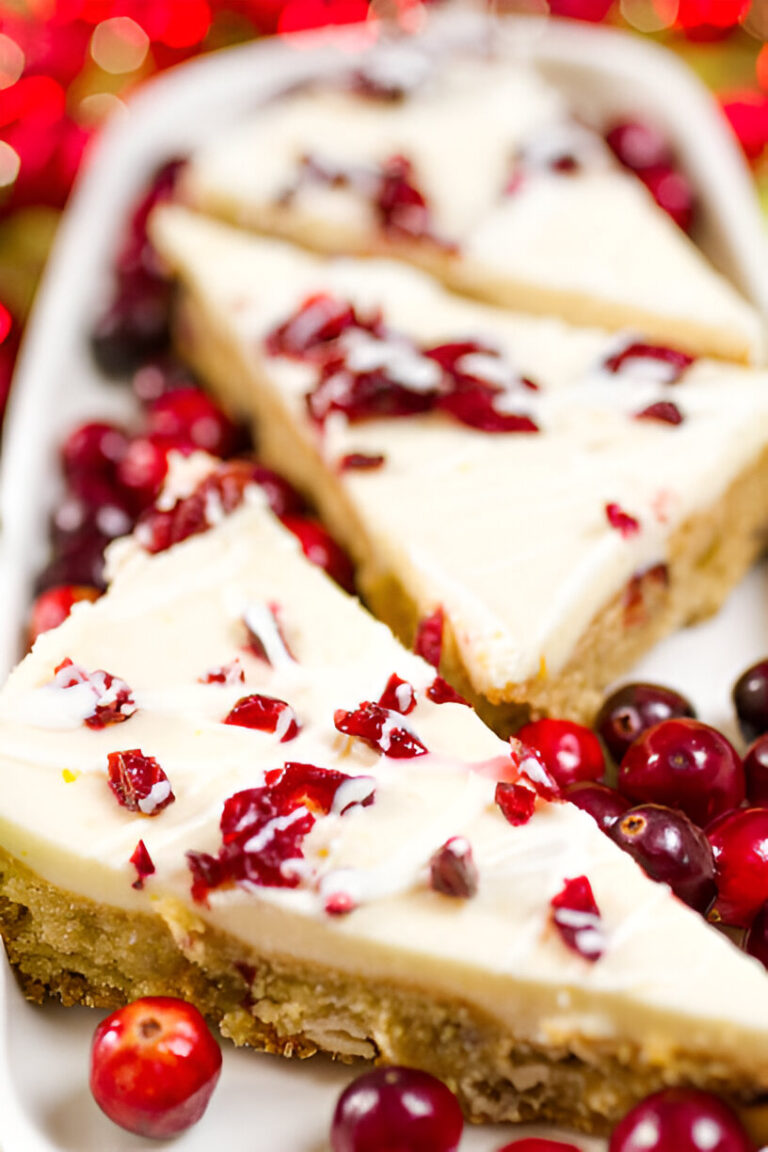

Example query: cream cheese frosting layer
[150,207,768,699]
[182,52,763,363]
[4,498,768,1075]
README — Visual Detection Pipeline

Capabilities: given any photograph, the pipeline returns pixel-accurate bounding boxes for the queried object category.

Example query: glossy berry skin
[605,120,673,173]
[744,901,768,970]
[733,659,768,744]
[517,718,604,788]
[743,734,768,805]
[147,387,238,458]
[609,1087,754,1152]
[28,584,100,644]
[331,1067,463,1152]
[595,682,695,764]
[61,421,128,492]
[281,516,355,593]
[639,166,696,233]
[496,1141,581,1152]
[708,807,768,928]
[89,997,222,1138]
[618,719,744,827]
[608,804,716,913]
[563,781,630,833]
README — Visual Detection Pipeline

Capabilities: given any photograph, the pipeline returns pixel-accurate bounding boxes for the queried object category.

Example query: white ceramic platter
[1,12,767,1150]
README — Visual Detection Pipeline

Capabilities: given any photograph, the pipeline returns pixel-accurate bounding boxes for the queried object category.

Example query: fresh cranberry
[28,584,100,643]
[595,682,696,763]
[609,1087,754,1152]
[147,387,238,458]
[61,421,128,491]
[516,718,604,788]
[564,781,630,833]
[91,270,172,377]
[618,719,744,826]
[733,659,768,743]
[115,435,182,511]
[330,1066,463,1152]
[708,807,768,927]
[496,1141,581,1152]
[639,165,696,233]
[605,120,673,172]
[89,997,222,1138]
[51,492,134,551]
[250,465,305,518]
[609,804,716,913]
[280,516,355,592]
[35,532,110,593]
[132,357,199,403]
[744,734,768,804]
[744,900,768,969]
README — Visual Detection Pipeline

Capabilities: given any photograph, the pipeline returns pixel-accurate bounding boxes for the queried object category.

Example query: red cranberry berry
[28,584,100,644]
[516,718,604,788]
[618,719,745,826]
[91,270,172,377]
[61,421,128,493]
[595,682,696,763]
[605,120,673,172]
[639,166,696,233]
[281,516,355,592]
[250,465,305,518]
[330,1066,463,1152]
[744,734,768,805]
[608,804,716,913]
[609,1087,754,1152]
[733,658,768,744]
[147,387,238,458]
[708,807,768,927]
[744,901,768,970]
[496,1141,581,1152]
[115,435,185,512]
[90,997,222,1138]
[35,533,110,593]
[564,781,630,833]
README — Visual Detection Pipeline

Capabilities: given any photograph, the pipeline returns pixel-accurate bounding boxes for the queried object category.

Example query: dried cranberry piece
[307,343,440,425]
[325,891,358,916]
[429,837,478,898]
[495,781,537,826]
[130,840,156,890]
[603,341,694,383]
[427,676,469,706]
[378,673,417,715]
[187,762,374,901]
[108,750,174,816]
[339,452,386,472]
[265,293,381,361]
[438,388,538,434]
[426,340,540,434]
[334,702,428,758]
[605,502,641,538]
[508,737,562,800]
[635,401,684,426]
[28,584,101,644]
[375,154,432,240]
[550,875,605,962]
[199,661,245,686]
[53,659,137,729]
[224,694,300,743]
[414,608,444,669]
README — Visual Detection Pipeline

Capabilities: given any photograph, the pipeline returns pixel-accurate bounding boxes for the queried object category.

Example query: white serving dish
[1,12,767,1150]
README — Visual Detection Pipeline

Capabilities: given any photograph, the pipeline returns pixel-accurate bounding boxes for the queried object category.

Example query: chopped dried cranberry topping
[414,608,444,669]
[243,603,295,666]
[438,388,538,434]
[224,694,300,743]
[495,781,537,826]
[605,502,641,538]
[550,875,605,962]
[280,516,356,593]
[378,673,417,715]
[623,563,670,627]
[130,839,155,890]
[325,891,358,916]
[265,293,381,361]
[635,400,684,426]
[307,335,441,425]
[509,737,562,800]
[339,452,386,472]
[335,702,428,758]
[199,661,245,686]
[53,658,137,728]
[603,341,694,383]
[426,339,539,433]
[107,749,174,815]
[28,584,101,645]
[187,762,374,901]
[427,676,469,706]
[429,837,478,898]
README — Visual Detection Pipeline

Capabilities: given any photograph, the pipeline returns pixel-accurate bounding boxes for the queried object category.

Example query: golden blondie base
[172,284,768,735]
[3,846,768,1139]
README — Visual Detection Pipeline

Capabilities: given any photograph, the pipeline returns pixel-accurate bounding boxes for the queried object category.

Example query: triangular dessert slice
[182,49,763,363]
[3,469,768,1135]
[150,206,768,730]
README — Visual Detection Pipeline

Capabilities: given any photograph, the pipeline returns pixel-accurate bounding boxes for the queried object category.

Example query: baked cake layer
[183,45,764,363]
[4,496,768,1136]
[152,206,768,727]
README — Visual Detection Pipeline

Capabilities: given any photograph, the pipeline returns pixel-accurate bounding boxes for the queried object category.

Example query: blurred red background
[0,0,766,426]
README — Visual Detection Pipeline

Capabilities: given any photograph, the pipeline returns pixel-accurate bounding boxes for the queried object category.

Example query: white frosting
[150,207,768,696]
[183,52,763,362]
[4,503,768,1076]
